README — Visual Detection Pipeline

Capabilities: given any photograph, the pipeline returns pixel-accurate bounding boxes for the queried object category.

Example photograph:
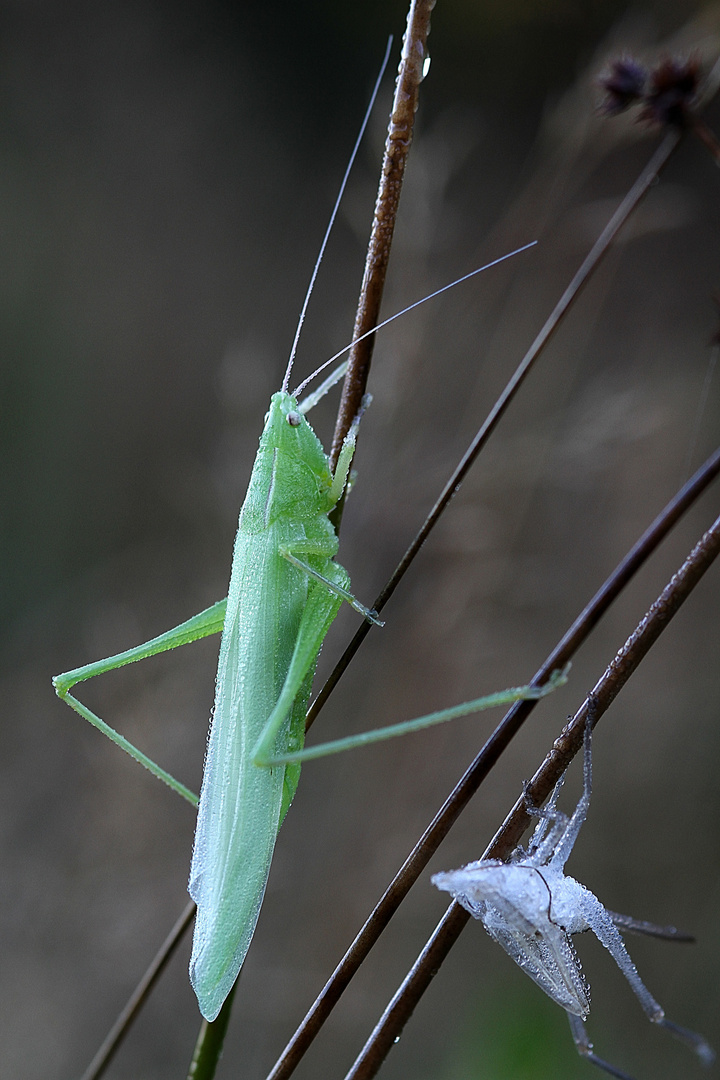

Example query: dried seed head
[639,55,701,127]
[599,53,702,129]
[598,56,647,115]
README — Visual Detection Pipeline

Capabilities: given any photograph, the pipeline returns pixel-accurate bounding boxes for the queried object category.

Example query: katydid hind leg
[53,601,228,805]
[53,599,226,695]
[59,691,198,805]
[266,667,569,765]
[583,893,715,1065]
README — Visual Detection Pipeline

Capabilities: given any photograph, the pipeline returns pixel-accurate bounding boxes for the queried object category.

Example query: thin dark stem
[344,509,720,1080]
[79,901,196,1080]
[606,912,694,942]
[308,127,681,731]
[266,446,720,1080]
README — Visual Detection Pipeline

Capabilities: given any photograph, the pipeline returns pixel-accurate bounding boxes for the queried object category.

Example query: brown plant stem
[329,0,435,498]
[79,901,196,1080]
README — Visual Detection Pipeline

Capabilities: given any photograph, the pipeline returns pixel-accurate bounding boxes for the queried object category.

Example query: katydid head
[263,392,322,450]
[260,392,332,482]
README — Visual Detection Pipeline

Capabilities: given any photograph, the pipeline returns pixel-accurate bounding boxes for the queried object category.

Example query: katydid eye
[286,411,301,427]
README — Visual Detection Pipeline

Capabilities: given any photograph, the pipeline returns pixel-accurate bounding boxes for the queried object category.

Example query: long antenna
[281,37,393,393]
[291,242,538,399]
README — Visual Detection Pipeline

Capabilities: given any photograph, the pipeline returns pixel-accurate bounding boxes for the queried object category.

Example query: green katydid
[54,382,565,1022]
[53,337,564,1023]
[52,98,565,1024]
[54,298,566,1024]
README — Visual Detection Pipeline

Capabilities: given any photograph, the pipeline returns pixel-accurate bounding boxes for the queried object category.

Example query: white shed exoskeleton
[432,704,714,1080]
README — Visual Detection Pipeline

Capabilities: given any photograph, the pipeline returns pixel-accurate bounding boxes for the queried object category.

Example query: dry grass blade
[78,902,196,1080]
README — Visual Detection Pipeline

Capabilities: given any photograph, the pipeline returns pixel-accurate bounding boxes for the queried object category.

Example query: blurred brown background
[2,1,719,1078]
